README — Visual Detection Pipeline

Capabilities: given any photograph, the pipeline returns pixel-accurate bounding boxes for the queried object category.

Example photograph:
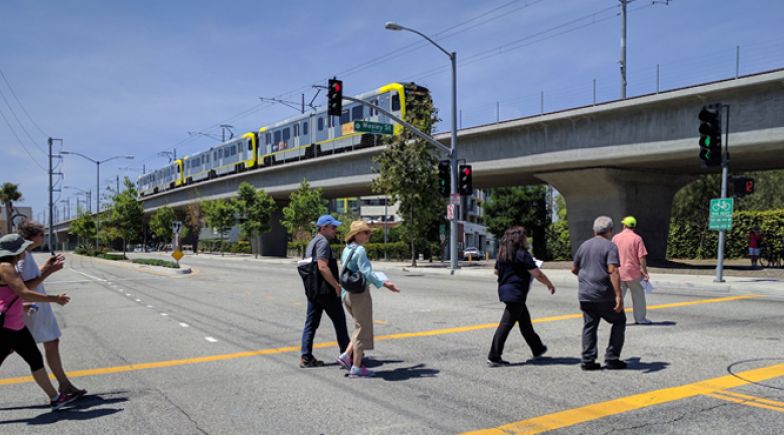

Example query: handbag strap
[344,245,359,272]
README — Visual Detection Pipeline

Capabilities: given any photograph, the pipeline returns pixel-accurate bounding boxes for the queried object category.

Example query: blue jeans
[300,294,350,357]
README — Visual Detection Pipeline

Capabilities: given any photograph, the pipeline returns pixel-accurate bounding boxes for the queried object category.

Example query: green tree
[371,86,442,266]
[149,206,176,248]
[281,179,327,242]
[0,182,23,235]
[202,198,236,255]
[484,186,549,259]
[735,170,784,211]
[105,177,144,255]
[69,210,96,248]
[235,182,276,258]
[545,194,571,260]
[185,202,203,253]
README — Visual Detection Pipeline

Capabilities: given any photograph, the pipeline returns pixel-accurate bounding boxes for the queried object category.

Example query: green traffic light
[704,137,711,146]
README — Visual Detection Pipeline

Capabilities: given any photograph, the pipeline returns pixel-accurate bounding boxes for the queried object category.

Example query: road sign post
[171,220,184,264]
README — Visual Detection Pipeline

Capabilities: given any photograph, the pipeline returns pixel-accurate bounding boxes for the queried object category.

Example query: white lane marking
[205,337,218,343]
[179,322,189,328]
[48,278,165,284]
[135,299,142,302]
[72,270,107,282]
[146,305,153,308]
[160,313,168,317]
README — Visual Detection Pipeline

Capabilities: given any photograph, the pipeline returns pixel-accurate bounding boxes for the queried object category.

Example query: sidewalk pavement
[141,252,784,297]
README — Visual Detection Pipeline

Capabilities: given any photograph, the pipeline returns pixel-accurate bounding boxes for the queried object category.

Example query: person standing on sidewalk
[487,226,556,367]
[0,234,79,410]
[748,226,763,268]
[612,216,651,325]
[336,221,400,378]
[299,215,350,368]
[17,221,86,397]
[571,216,626,371]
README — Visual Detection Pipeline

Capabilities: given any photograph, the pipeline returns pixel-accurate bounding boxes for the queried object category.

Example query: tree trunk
[409,205,417,267]
[4,203,13,234]
[254,231,260,259]
[220,233,225,256]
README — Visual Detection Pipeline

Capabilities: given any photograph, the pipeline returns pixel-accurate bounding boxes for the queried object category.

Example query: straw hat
[345,220,372,243]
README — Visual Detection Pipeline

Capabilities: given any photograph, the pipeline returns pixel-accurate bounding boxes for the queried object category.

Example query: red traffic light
[332,82,341,92]
[463,167,471,175]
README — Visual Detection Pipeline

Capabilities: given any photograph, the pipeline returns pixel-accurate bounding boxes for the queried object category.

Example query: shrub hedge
[97,253,127,261]
[667,209,784,259]
[199,240,252,254]
[131,258,180,269]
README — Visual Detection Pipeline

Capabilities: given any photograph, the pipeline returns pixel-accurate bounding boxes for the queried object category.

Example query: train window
[340,109,350,125]
[293,124,299,137]
[213,151,218,161]
[303,121,308,135]
[282,128,290,140]
[248,140,253,151]
[317,117,324,131]
[273,131,281,144]
[352,106,363,120]
[328,116,334,128]
[392,94,401,111]
[265,133,271,145]
[371,99,378,116]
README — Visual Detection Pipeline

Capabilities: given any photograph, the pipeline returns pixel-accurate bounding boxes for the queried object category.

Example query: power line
[0,80,48,156]
[0,105,47,171]
[0,68,49,138]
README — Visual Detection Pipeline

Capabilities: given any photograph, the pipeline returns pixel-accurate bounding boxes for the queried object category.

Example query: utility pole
[48,138,54,250]
[619,0,627,99]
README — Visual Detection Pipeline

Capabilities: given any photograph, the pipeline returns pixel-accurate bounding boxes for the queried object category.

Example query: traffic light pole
[714,105,730,283]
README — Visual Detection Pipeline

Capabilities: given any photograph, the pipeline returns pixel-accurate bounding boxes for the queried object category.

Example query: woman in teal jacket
[337,221,400,378]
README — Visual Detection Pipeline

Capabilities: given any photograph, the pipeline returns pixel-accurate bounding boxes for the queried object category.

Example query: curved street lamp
[385,21,460,270]
[61,151,134,248]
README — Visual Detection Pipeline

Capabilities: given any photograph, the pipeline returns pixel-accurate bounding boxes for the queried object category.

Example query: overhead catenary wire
[0,105,47,171]
[0,68,49,138]
[0,80,48,156]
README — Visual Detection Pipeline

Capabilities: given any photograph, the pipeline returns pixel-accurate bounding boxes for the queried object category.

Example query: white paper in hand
[297,257,312,266]
[534,257,544,269]
[642,279,655,294]
[373,271,389,282]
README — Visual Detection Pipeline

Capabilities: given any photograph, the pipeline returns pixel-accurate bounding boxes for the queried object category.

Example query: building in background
[0,206,33,236]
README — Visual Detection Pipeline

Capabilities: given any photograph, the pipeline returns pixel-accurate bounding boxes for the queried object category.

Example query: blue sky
[2,0,783,219]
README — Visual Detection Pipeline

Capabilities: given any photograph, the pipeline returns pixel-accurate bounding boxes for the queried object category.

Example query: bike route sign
[709,198,734,231]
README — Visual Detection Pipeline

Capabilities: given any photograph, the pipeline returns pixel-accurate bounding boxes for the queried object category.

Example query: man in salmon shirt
[612,216,651,325]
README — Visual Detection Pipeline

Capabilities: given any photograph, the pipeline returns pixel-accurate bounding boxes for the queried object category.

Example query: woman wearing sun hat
[336,220,400,378]
[0,234,79,410]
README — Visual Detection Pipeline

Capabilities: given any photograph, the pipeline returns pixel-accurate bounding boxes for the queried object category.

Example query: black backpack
[297,242,336,300]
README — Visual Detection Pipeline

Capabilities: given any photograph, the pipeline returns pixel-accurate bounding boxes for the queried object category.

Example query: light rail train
[138,82,430,197]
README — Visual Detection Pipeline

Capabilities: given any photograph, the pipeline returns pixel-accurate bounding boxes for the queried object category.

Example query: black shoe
[581,361,602,371]
[605,359,628,370]
[532,345,548,360]
[299,355,325,368]
[487,358,511,367]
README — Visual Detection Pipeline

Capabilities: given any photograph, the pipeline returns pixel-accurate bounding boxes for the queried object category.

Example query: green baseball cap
[621,216,637,228]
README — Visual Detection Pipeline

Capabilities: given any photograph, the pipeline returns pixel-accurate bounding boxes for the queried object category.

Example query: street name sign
[709,198,734,231]
[353,120,394,135]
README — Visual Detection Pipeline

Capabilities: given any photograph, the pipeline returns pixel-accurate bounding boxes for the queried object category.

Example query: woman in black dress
[488,226,556,366]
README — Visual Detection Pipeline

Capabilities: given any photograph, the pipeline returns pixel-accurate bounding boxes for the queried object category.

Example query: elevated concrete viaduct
[51,69,784,259]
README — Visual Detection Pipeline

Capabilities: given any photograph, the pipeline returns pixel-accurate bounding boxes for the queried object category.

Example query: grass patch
[97,253,127,261]
[131,258,180,269]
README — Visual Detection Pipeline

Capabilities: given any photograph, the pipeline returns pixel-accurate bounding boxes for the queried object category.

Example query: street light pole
[386,21,460,270]
[61,151,133,249]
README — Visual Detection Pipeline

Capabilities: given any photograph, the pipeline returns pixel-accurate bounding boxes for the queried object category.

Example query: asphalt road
[1,253,782,434]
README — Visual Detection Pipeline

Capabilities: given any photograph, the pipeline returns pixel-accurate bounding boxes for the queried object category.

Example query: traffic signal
[733,176,754,197]
[458,164,473,195]
[437,160,450,197]
[698,106,722,167]
[327,78,343,117]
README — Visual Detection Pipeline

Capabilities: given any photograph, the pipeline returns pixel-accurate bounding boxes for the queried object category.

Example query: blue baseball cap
[316,215,342,228]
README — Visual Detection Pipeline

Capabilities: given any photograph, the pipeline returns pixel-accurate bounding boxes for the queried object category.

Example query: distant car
[463,247,483,260]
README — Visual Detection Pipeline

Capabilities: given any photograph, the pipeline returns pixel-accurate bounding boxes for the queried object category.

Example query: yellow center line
[462,363,784,434]
[706,390,784,413]
[0,294,760,387]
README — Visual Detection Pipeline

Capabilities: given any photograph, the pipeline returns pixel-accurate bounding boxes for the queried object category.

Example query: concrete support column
[536,168,692,261]
[260,205,289,257]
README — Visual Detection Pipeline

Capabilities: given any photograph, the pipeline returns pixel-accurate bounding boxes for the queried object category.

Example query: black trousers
[0,327,44,372]
[300,294,350,356]
[488,301,545,360]
[580,301,626,363]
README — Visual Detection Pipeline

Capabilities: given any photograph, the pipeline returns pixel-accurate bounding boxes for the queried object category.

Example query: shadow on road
[629,321,678,326]
[625,357,670,373]
[525,356,582,366]
[373,363,439,381]
[0,393,127,426]
[364,359,404,369]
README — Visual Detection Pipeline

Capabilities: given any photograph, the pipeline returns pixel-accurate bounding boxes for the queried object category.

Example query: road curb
[69,253,192,276]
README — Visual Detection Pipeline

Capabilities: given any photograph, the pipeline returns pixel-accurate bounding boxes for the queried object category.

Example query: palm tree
[0,182,23,234]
